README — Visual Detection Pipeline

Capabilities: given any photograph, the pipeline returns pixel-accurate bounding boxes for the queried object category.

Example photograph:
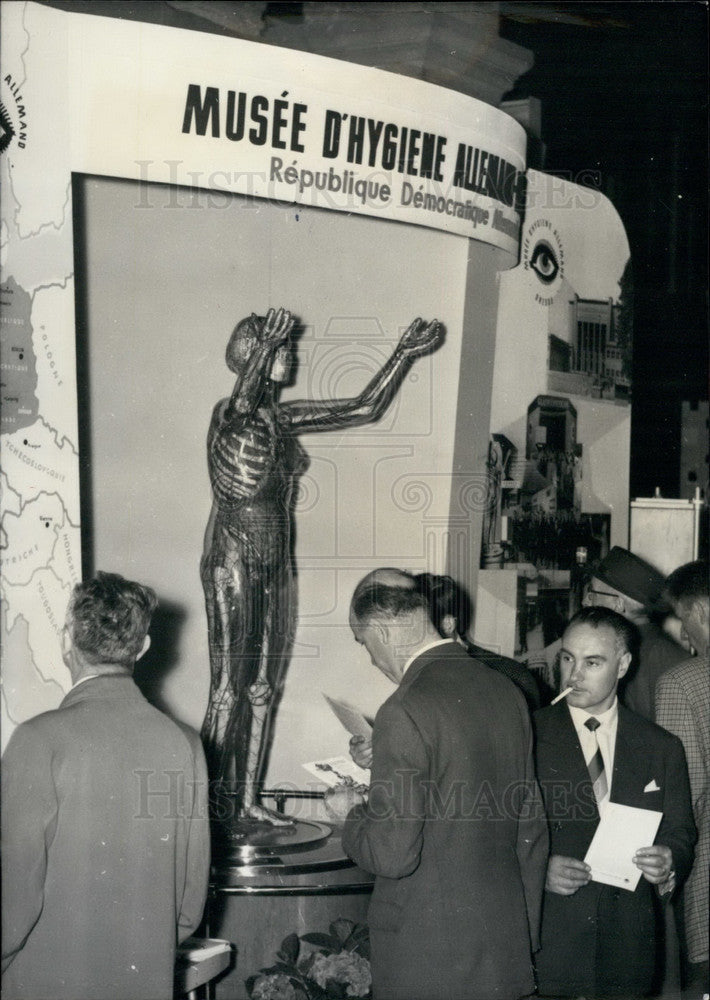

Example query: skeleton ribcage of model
[208,412,276,511]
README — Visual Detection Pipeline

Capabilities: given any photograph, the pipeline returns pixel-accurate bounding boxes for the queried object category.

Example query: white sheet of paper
[323,695,373,738]
[584,802,663,891]
[302,755,370,788]
[177,938,232,962]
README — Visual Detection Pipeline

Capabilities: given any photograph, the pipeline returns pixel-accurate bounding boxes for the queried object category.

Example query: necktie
[585,717,608,805]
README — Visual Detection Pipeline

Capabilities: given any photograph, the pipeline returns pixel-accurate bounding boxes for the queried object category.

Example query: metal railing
[260,788,325,814]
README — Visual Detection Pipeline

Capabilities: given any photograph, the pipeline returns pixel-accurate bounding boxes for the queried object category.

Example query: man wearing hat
[583,546,686,721]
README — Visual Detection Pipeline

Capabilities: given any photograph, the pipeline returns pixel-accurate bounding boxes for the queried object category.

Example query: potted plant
[246,918,371,1000]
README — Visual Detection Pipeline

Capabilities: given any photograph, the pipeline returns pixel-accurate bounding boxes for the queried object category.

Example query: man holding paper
[326,578,548,1000]
[534,607,696,998]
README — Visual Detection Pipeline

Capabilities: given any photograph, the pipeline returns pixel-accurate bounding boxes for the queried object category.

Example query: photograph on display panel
[475,165,631,685]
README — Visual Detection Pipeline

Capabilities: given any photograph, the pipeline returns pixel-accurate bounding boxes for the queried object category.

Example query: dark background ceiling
[499,2,708,499]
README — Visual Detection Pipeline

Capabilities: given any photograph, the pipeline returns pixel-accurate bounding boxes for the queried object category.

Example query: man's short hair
[665,560,708,604]
[351,582,428,625]
[66,572,158,666]
[566,605,638,657]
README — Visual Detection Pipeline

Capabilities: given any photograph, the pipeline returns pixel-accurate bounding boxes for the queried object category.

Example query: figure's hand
[545,855,591,895]
[258,307,295,347]
[397,318,443,358]
[349,734,373,769]
[634,845,673,886]
[323,784,366,823]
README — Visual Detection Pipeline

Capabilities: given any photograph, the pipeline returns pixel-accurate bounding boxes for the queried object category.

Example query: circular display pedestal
[214,818,331,866]
[208,824,373,999]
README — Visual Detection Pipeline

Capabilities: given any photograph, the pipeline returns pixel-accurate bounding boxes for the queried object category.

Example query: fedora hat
[592,546,665,607]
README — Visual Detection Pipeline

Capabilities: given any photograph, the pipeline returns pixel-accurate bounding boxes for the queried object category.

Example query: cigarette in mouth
[551,686,575,706]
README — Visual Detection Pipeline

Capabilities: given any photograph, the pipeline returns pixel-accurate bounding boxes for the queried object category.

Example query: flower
[309,951,371,997]
[251,972,298,1000]
[247,920,371,1000]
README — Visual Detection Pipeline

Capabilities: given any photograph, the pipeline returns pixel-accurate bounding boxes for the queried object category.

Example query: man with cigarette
[534,606,696,998]
[325,577,548,1000]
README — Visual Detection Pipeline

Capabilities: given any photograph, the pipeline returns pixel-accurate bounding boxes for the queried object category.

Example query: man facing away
[326,577,548,1000]
[583,546,687,720]
[347,567,541,772]
[2,572,211,1000]
[655,560,709,998]
[534,606,696,999]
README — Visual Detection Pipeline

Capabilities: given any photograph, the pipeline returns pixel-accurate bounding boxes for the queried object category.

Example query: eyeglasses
[583,587,619,604]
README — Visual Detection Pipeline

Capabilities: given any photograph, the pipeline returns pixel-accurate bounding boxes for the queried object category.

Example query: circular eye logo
[530,240,559,285]
[522,218,565,305]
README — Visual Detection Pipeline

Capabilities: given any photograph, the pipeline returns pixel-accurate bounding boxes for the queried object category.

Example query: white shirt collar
[568,697,618,730]
[70,671,130,691]
[70,673,101,691]
[402,638,455,677]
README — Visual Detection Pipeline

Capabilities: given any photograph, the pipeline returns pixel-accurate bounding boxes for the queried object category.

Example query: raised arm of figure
[282,317,443,432]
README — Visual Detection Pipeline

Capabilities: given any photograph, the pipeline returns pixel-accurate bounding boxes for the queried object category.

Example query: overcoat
[533,700,696,997]
[342,642,549,1000]
[1,675,211,1000]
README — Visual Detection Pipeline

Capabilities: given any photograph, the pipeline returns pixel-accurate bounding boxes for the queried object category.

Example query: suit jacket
[1,675,211,1000]
[465,640,542,712]
[621,621,687,721]
[534,700,696,997]
[342,642,549,1000]
[656,656,709,964]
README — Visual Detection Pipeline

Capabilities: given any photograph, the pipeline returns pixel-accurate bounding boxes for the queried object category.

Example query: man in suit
[583,546,687,720]
[414,570,543,711]
[656,560,709,997]
[348,568,541,770]
[534,606,696,998]
[2,572,211,1000]
[326,577,548,1000]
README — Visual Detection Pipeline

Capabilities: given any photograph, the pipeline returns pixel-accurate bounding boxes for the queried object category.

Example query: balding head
[349,570,438,684]
[351,568,471,641]
[352,567,416,603]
